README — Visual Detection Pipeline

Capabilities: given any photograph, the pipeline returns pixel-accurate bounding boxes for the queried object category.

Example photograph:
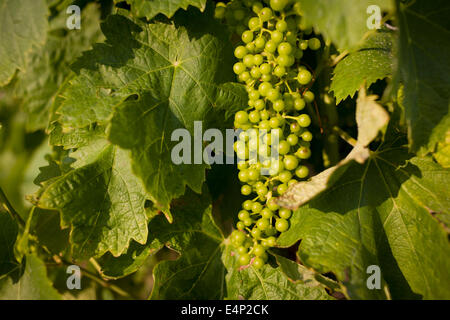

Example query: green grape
[243,54,255,67]
[253,244,266,256]
[269,117,280,128]
[279,208,292,219]
[277,183,288,194]
[308,37,321,50]
[234,46,248,59]
[233,62,246,75]
[253,54,264,65]
[235,111,249,124]
[214,5,226,20]
[278,42,293,55]
[266,236,277,247]
[260,63,272,74]
[265,40,277,53]
[252,201,263,213]
[238,161,248,170]
[238,170,249,182]
[273,99,285,112]
[283,155,299,170]
[303,90,315,103]
[290,122,301,133]
[267,197,279,211]
[278,140,291,155]
[237,246,247,255]
[243,200,253,211]
[254,99,266,110]
[276,20,288,32]
[258,82,273,96]
[243,217,253,227]
[275,218,289,232]
[252,2,263,14]
[260,110,270,121]
[279,170,292,183]
[287,133,299,146]
[242,30,254,43]
[250,66,262,78]
[296,146,311,159]
[301,131,313,141]
[270,0,289,11]
[253,257,265,269]
[251,227,262,238]
[274,65,286,77]
[298,114,311,127]
[259,7,273,21]
[248,89,260,101]
[299,40,308,50]
[255,37,266,50]
[256,218,270,230]
[261,208,274,219]
[294,98,306,110]
[232,230,246,244]
[241,185,252,195]
[248,17,261,30]
[271,30,284,43]
[295,165,309,178]
[267,88,281,102]
[237,221,245,230]
[238,210,250,221]
[239,253,251,266]
[297,69,312,85]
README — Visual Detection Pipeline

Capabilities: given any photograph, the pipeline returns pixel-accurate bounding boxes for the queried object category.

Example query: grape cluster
[217,0,321,268]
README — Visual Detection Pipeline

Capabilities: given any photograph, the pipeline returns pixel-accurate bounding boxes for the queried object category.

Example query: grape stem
[333,126,357,147]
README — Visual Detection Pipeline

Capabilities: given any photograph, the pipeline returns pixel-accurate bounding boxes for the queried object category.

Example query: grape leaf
[59,13,246,211]
[115,0,207,20]
[299,0,393,51]
[331,30,395,103]
[34,138,149,259]
[15,3,103,131]
[278,88,389,210]
[149,187,227,300]
[396,0,450,155]
[0,0,48,86]
[433,129,450,168]
[224,246,332,300]
[0,254,61,300]
[0,211,19,277]
[277,137,450,299]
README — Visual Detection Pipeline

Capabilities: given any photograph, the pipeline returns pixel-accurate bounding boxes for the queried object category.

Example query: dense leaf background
[0,0,448,300]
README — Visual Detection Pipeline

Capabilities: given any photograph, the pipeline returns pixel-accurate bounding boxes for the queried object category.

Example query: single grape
[277,183,288,194]
[298,114,311,127]
[253,244,266,256]
[275,218,289,232]
[279,170,292,183]
[308,38,321,50]
[242,30,254,43]
[284,155,299,170]
[267,198,279,211]
[287,133,299,146]
[295,165,309,178]
[234,46,248,59]
[256,218,270,230]
[239,253,251,266]
[278,42,293,55]
[297,69,312,85]
[271,30,284,44]
[294,98,306,111]
[296,146,311,159]
[301,131,313,141]
[259,7,273,21]
[235,111,249,124]
[261,208,274,219]
[241,185,252,195]
[303,90,315,103]
[248,17,261,30]
[278,140,291,155]
[238,210,250,221]
[279,208,292,219]
[270,0,289,12]
[252,257,265,269]
[233,62,246,75]
[276,20,288,32]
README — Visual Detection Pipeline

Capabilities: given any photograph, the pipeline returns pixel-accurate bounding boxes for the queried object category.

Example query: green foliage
[396,0,450,155]
[331,31,395,103]
[298,0,393,51]
[114,0,207,20]
[0,0,48,86]
[0,0,448,301]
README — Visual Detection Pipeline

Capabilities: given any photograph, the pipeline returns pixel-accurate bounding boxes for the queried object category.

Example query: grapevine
[216,0,322,268]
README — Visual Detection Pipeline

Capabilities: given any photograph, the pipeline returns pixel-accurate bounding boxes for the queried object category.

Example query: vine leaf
[14,3,103,131]
[299,0,393,52]
[0,0,48,86]
[34,138,148,259]
[59,13,246,212]
[0,254,62,300]
[114,0,207,20]
[396,0,450,155]
[0,211,19,277]
[277,135,450,299]
[149,187,226,300]
[331,30,395,103]
[223,246,332,300]
[278,88,389,210]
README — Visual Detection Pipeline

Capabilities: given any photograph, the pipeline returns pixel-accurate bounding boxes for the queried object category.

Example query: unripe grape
[297,69,312,85]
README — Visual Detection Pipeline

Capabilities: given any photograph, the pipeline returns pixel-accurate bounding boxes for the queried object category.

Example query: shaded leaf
[0,0,48,86]
[396,0,450,155]
[115,0,207,20]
